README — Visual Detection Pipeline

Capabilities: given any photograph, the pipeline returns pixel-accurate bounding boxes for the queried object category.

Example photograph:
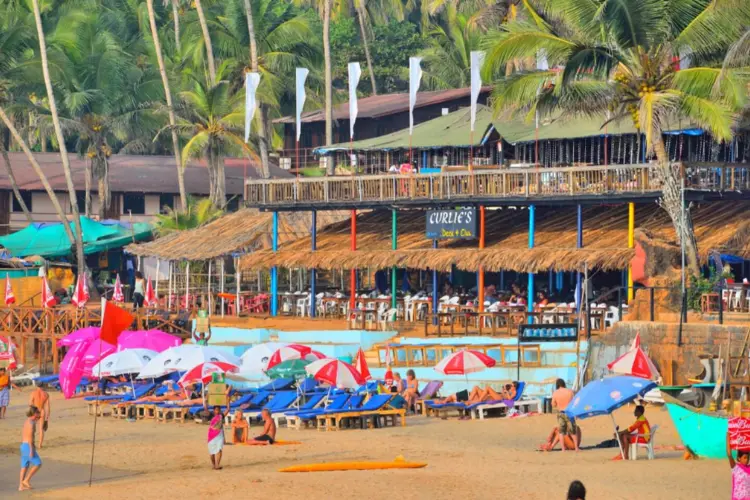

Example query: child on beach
[248,409,277,445]
[1,366,21,419]
[208,405,229,470]
[727,433,750,500]
[19,406,42,491]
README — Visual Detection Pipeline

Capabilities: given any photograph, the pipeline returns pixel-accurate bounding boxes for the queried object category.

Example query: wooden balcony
[245,162,750,210]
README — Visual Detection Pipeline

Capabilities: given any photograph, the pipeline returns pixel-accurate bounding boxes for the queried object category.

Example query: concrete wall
[589,321,748,384]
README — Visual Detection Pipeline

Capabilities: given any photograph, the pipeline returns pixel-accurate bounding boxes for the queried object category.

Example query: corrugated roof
[0,154,292,195]
[316,106,496,152]
[275,87,490,124]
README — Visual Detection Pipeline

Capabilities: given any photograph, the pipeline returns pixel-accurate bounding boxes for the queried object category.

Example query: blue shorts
[20,443,42,469]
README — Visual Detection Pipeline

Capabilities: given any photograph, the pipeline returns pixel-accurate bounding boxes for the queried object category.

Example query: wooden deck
[245,163,750,209]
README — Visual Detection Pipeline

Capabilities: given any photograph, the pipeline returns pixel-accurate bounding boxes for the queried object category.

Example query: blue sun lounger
[239,391,299,423]
[317,394,396,431]
[466,382,540,419]
[285,394,352,430]
[273,393,326,427]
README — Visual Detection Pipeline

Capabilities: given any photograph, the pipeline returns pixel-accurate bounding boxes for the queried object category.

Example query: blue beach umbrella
[565,376,657,458]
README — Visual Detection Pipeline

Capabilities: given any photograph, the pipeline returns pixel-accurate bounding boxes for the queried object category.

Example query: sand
[0,393,729,499]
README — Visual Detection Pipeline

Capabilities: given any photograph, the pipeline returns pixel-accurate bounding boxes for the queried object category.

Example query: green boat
[663,393,728,459]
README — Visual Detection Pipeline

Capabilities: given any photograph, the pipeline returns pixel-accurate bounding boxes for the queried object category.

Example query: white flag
[295,67,309,142]
[348,62,362,140]
[244,72,261,143]
[470,51,486,133]
[408,57,423,135]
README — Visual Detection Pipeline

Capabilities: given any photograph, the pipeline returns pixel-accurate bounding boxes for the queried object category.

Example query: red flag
[354,347,372,381]
[144,276,156,307]
[4,275,15,305]
[41,276,56,308]
[71,273,90,308]
[112,274,124,302]
[99,298,134,345]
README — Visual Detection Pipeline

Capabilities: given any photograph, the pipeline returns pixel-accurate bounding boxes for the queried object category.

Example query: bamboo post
[628,202,635,302]
[478,206,486,313]
[391,209,397,310]
[167,262,173,311]
[221,260,225,318]
[310,210,317,318]
[207,260,212,316]
[155,260,160,303]
[576,204,583,313]
[235,257,241,316]
[185,261,190,312]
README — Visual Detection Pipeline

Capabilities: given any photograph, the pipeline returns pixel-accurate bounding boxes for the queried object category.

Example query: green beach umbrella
[265,359,311,379]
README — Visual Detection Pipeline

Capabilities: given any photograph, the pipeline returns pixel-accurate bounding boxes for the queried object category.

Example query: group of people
[389,370,420,412]
[208,406,278,470]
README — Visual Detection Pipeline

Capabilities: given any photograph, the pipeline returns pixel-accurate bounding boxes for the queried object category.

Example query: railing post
[617,287,623,323]
[718,285,724,325]
[649,287,655,321]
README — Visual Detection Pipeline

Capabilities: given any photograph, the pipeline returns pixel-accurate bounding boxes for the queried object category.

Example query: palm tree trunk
[171,0,181,52]
[148,0,187,211]
[323,0,333,149]
[194,0,217,85]
[0,106,75,241]
[356,6,377,95]
[84,157,92,217]
[652,133,701,276]
[0,139,33,223]
[32,0,85,271]
[243,0,270,179]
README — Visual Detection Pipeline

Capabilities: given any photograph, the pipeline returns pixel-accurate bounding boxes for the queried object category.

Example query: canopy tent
[240,201,750,274]
[0,217,151,258]
[126,209,347,261]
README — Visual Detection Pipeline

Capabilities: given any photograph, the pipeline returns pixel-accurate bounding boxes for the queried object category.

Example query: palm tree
[31,0,85,271]
[194,0,217,85]
[162,73,257,207]
[148,0,188,211]
[484,0,750,276]
[165,0,182,52]
[419,12,482,90]
[242,0,271,178]
[351,0,377,95]
[153,195,223,235]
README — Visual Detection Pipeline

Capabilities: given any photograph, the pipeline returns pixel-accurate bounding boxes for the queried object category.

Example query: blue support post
[575,204,583,311]
[422,150,428,170]
[527,205,535,316]
[310,210,317,317]
[271,211,279,316]
[548,269,553,294]
[432,240,438,325]
[500,270,505,291]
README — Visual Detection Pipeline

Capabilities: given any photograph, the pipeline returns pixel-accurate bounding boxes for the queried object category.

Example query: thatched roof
[239,202,750,273]
[126,209,347,261]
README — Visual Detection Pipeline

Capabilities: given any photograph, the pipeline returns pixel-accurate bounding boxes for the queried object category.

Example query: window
[159,194,174,213]
[122,193,145,215]
[12,191,32,213]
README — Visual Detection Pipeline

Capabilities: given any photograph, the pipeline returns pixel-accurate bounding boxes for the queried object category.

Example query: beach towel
[207,414,224,455]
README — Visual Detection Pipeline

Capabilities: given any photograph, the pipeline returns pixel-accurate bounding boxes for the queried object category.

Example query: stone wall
[589,321,749,385]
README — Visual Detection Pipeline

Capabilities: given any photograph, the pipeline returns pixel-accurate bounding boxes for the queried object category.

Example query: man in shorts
[29,386,50,448]
[552,378,579,452]
[19,406,42,491]
[248,409,277,445]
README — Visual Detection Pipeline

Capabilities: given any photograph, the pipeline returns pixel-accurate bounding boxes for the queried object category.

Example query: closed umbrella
[71,273,90,308]
[267,344,312,370]
[144,276,156,307]
[305,358,365,390]
[354,347,372,381]
[112,274,125,302]
[564,375,657,458]
[4,275,15,305]
[41,276,55,308]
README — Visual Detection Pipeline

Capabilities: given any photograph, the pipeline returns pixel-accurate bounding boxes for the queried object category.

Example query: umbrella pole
[610,414,625,459]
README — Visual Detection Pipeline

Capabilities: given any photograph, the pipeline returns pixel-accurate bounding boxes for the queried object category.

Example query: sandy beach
[0,392,729,499]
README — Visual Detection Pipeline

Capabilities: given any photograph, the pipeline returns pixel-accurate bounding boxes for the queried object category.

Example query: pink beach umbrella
[267,344,312,370]
[112,274,125,302]
[59,339,115,398]
[434,349,496,375]
[305,358,366,390]
[117,329,182,353]
[71,273,90,308]
[59,327,100,347]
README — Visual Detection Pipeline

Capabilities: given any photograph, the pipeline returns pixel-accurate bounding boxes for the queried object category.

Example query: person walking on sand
[727,433,750,499]
[19,406,42,491]
[208,405,229,470]
[28,386,50,448]
[1,366,22,419]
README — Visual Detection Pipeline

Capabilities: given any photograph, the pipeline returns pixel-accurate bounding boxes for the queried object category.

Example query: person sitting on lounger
[247,409,276,445]
[403,370,419,413]
[231,410,248,444]
[392,372,405,394]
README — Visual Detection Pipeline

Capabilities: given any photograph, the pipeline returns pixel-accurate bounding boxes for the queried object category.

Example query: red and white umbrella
[41,276,56,308]
[144,276,156,307]
[267,344,312,370]
[305,350,326,362]
[607,332,661,380]
[305,358,365,390]
[71,273,90,308]
[354,347,372,381]
[4,275,16,305]
[112,274,125,302]
[178,361,239,387]
[434,349,496,375]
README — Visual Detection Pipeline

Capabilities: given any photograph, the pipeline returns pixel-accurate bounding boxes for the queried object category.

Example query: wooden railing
[245,163,750,207]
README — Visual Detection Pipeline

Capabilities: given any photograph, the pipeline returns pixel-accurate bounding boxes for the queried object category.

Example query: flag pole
[88,298,106,486]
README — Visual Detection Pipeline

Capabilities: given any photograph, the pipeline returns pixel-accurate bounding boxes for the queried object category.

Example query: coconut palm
[419,11,482,90]
[484,0,750,276]
[162,71,257,207]
[31,0,86,271]
[153,195,223,235]
[194,0,217,85]
[148,0,187,211]
[242,0,271,178]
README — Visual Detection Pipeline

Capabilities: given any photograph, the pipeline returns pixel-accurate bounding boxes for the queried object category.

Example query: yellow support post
[628,202,635,302]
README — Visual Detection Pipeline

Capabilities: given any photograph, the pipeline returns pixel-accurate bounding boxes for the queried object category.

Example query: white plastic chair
[605,306,620,328]
[379,308,398,331]
[629,425,658,460]
[732,290,743,311]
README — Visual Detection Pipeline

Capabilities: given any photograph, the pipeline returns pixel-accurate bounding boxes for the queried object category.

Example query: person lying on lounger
[231,410,248,444]
[247,409,277,445]
[433,389,470,404]
[465,382,518,405]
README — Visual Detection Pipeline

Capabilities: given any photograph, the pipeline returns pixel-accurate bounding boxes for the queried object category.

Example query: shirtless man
[550,378,579,452]
[19,406,42,491]
[28,387,50,448]
[248,409,277,445]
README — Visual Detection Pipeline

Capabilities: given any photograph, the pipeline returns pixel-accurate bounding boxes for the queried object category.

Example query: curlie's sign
[426,208,477,240]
